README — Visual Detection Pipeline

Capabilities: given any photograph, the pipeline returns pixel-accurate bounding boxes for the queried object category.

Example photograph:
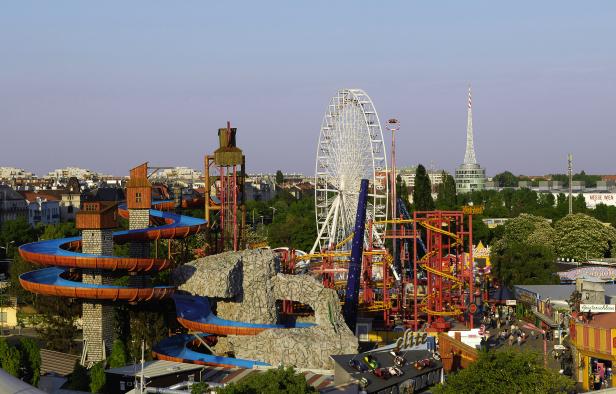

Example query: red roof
[18,191,61,203]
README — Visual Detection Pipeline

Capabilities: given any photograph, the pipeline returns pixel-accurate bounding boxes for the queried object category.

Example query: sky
[1,1,615,177]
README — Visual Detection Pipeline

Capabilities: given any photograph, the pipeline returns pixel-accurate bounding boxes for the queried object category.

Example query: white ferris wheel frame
[312,88,388,253]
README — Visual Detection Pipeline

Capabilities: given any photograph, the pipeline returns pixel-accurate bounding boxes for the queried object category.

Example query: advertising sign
[463,205,484,215]
[506,300,517,306]
[580,304,616,313]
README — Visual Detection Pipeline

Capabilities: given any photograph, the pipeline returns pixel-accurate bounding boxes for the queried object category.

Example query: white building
[45,167,98,180]
[398,167,446,188]
[157,167,203,181]
[26,197,60,227]
[0,167,34,180]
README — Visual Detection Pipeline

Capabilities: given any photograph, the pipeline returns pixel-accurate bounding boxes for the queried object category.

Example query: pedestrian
[517,335,522,346]
[508,334,514,346]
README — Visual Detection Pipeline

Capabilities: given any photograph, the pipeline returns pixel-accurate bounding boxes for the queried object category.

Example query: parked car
[363,354,378,370]
[413,358,432,370]
[349,358,369,372]
[373,367,391,379]
[388,366,404,376]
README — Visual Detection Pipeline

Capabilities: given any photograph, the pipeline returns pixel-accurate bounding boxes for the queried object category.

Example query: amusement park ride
[282,89,480,332]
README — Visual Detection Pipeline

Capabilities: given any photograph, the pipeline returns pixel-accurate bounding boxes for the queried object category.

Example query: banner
[505,300,517,306]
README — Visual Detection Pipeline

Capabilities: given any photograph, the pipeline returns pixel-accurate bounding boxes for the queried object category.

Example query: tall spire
[463,85,477,165]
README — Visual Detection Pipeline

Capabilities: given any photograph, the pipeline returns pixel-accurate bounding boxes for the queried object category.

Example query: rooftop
[105,360,203,378]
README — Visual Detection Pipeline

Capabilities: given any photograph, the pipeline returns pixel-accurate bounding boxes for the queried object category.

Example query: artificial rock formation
[173,251,243,299]
[173,249,357,369]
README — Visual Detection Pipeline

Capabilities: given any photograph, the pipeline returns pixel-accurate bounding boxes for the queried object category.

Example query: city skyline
[1,1,615,176]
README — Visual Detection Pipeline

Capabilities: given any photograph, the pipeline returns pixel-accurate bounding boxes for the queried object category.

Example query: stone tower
[455,85,486,193]
[127,163,151,286]
[76,201,118,364]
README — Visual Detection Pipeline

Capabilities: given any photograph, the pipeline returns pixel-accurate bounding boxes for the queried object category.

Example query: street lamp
[0,241,15,259]
[269,207,277,222]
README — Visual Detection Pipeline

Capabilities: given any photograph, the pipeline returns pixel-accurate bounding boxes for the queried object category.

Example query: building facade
[0,185,28,225]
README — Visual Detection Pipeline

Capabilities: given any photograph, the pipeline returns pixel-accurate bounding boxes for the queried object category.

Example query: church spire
[463,85,477,165]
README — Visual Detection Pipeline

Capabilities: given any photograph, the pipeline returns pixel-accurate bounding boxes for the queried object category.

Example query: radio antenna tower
[568,153,573,214]
[464,85,477,165]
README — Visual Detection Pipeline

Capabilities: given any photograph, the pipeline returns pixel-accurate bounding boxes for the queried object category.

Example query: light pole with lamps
[269,207,277,223]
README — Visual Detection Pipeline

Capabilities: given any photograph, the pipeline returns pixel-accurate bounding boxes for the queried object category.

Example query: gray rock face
[216,249,279,324]
[172,251,243,298]
[174,249,358,369]
[228,326,358,370]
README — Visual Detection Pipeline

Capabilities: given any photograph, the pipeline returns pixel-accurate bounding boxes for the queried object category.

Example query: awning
[531,309,560,328]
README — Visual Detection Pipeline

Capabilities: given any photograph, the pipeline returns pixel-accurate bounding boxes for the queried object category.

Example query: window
[0,311,7,323]
[135,192,142,203]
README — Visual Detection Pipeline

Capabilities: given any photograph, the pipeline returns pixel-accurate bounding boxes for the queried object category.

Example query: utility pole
[568,153,573,214]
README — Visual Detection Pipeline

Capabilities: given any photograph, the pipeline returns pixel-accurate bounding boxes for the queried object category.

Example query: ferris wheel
[311,89,388,253]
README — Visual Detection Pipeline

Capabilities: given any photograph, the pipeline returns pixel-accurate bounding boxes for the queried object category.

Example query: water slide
[18,202,205,301]
[18,201,308,368]
[153,294,314,368]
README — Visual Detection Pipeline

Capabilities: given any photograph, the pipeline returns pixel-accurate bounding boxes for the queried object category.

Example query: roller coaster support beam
[343,179,369,332]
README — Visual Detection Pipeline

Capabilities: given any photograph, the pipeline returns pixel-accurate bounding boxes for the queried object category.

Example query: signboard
[506,300,517,306]
[394,330,428,350]
[463,205,484,215]
[580,304,616,313]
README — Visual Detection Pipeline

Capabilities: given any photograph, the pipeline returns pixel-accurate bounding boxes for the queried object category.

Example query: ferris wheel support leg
[310,194,339,254]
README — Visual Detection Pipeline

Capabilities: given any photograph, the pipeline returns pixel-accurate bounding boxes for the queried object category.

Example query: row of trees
[492,170,602,188]
[491,212,616,286]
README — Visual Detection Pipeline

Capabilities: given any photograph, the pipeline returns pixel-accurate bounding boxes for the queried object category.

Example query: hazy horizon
[1,1,615,178]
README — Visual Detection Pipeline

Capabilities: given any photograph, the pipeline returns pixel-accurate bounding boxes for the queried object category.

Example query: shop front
[571,317,616,390]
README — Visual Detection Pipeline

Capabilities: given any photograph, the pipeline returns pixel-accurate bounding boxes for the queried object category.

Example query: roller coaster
[282,206,475,332]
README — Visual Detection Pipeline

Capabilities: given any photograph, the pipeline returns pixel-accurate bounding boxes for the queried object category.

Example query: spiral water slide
[18,201,309,368]
[18,202,205,301]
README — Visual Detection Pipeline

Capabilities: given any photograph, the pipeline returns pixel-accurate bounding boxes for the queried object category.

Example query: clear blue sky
[1,1,615,177]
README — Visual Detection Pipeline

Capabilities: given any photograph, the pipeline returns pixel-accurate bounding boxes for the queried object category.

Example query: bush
[433,350,574,394]
[108,339,128,368]
[0,337,21,377]
[19,338,41,386]
[89,361,106,393]
[67,360,90,391]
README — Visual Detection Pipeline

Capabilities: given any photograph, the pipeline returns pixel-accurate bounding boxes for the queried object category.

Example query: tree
[275,170,284,185]
[432,350,574,394]
[218,366,316,394]
[39,221,78,240]
[492,242,558,286]
[412,164,434,211]
[436,172,457,210]
[19,338,41,386]
[89,361,106,393]
[0,338,21,377]
[396,175,411,214]
[34,296,80,353]
[67,360,90,391]
[491,214,557,286]
[108,339,128,368]
[191,382,209,394]
[554,213,616,261]
[0,218,38,258]
[493,171,518,187]
[8,255,36,303]
[573,193,587,213]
